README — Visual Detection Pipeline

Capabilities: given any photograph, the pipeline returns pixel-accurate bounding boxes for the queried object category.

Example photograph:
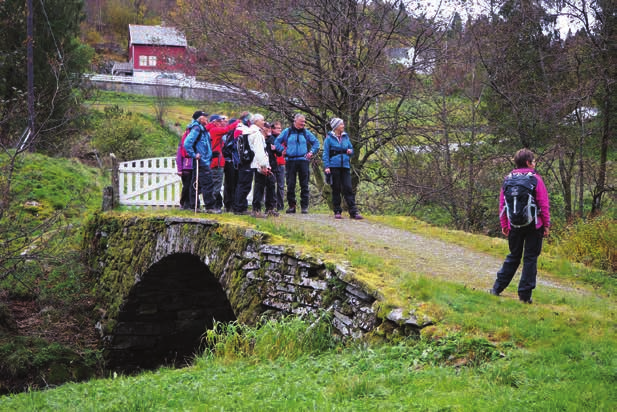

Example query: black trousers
[253,170,277,212]
[189,163,215,210]
[493,225,544,300]
[233,165,254,213]
[180,170,193,209]
[223,161,238,211]
[330,167,358,216]
[286,160,310,209]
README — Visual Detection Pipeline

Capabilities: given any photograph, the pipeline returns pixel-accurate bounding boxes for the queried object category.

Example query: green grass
[1,312,614,411]
[4,152,105,226]
[86,90,251,132]
[1,151,106,390]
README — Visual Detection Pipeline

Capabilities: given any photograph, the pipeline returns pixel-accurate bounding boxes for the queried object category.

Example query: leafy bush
[90,105,179,161]
[91,105,150,161]
[554,215,617,272]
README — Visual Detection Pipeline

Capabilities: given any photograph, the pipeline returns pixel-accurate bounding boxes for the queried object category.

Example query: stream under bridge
[83,214,431,372]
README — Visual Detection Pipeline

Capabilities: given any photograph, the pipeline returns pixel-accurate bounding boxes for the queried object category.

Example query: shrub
[201,314,341,362]
[554,215,617,273]
[92,105,150,161]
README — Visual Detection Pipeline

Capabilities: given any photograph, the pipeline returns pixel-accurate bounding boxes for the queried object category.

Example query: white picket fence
[118,157,181,207]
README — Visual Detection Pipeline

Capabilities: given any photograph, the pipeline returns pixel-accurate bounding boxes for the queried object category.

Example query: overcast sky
[411,0,575,38]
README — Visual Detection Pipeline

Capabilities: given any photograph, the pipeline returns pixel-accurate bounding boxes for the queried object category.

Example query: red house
[113,25,193,80]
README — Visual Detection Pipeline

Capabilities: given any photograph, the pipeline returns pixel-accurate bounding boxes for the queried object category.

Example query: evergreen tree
[0,0,93,153]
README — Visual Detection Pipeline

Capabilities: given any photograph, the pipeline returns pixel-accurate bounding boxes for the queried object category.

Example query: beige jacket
[238,123,270,170]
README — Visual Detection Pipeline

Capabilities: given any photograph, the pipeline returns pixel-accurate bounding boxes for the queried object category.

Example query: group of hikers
[176,111,363,220]
[177,113,550,304]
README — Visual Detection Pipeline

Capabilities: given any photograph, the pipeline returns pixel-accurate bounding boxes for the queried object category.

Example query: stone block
[299,278,328,290]
[262,298,292,312]
[345,284,374,301]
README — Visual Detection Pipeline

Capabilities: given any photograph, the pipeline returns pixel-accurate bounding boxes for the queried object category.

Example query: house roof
[129,25,187,47]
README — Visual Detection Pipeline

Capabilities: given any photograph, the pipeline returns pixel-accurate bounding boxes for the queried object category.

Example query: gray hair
[252,113,265,122]
[294,113,306,121]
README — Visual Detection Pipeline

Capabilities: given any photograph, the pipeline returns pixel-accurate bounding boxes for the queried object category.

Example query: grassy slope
[0,152,107,393]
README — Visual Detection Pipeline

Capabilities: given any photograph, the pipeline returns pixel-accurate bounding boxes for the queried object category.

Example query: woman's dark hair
[514,148,534,168]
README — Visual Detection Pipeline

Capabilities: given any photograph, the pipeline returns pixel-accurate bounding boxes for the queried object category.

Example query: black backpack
[221,130,235,161]
[236,133,254,164]
[501,172,538,228]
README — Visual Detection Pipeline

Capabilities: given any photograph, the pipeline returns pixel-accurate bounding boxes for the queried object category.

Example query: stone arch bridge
[83,214,429,372]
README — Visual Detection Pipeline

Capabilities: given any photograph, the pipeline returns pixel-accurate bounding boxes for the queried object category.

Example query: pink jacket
[499,167,550,230]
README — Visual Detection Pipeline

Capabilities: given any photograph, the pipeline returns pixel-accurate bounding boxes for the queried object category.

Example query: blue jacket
[323,131,353,169]
[183,120,212,168]
[275,126,320,161]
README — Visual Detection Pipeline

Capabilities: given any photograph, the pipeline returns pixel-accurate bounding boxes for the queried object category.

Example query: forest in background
[1,0,615,242]
[78,1,617,230]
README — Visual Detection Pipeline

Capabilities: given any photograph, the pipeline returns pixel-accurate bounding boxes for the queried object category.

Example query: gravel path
[276,213,582,294]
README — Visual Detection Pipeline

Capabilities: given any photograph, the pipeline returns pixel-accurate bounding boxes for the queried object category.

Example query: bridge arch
[106,253,236,371]
[83,214,430,373]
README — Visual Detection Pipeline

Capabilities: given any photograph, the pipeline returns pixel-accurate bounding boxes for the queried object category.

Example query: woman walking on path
[323,118,363,220]
[490,148,550,304]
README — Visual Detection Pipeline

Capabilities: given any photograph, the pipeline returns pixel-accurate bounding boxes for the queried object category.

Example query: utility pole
[27,0,35,151]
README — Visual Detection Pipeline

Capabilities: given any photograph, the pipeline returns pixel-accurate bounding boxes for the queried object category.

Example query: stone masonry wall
[83,214,430,370]
[229,244,379,338]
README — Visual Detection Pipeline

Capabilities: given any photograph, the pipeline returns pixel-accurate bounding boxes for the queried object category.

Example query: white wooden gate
[118,157,181,207]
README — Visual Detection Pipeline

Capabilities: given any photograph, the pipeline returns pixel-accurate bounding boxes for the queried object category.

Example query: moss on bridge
[81,212,431,371]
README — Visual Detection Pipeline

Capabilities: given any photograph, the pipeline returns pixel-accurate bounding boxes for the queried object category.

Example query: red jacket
[206,120,240,168]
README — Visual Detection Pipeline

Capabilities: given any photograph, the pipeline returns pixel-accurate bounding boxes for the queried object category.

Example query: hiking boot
[251,211,266,218]
[519,297,533,304]
[489,288,500,296]
[301,208,309,214]
[266,209,280,217]
[205,208,222,214]
[286,206,296,214]
[334,213,342,219]
[233,210,251,215]
[351,213,364,220]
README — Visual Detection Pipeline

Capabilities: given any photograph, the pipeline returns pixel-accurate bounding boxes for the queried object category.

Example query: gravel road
[275,213,584,295]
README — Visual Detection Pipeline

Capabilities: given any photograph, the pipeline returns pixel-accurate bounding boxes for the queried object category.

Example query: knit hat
[330,118,343,130]
[193,110,208,120]
[241,113,252,126]
[209,114,222,122]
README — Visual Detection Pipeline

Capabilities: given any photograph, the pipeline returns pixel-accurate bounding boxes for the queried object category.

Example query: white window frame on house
[138,55,157,67]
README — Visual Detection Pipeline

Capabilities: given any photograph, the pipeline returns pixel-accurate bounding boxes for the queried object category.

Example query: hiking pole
[194,160,199,214]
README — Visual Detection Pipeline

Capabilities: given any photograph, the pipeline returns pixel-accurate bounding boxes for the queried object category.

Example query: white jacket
[238,123,270,170]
